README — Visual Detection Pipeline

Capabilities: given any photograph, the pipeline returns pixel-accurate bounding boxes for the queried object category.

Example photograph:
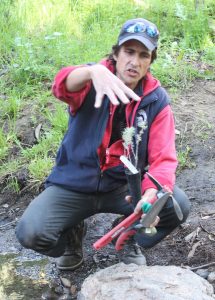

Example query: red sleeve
[141,105,178,192]
[52,66,92,114]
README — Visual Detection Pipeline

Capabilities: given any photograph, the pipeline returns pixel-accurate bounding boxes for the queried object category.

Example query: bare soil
[0,79,215,299]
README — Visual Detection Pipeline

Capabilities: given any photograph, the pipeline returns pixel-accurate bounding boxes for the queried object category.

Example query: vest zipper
[97,145,111,191]
[96,169,103,192]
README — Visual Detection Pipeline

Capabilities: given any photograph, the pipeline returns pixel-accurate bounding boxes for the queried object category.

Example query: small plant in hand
[122,111,147,169]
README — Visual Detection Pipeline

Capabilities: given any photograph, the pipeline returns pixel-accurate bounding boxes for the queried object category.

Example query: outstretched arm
[65,64,140,108]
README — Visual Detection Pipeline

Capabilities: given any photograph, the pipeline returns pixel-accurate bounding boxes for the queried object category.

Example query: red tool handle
[93,211,142,250]
[115,229,136,251]
[93,195,158,250]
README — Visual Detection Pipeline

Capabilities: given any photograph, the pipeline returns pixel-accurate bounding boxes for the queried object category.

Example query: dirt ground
[0,79,215,299]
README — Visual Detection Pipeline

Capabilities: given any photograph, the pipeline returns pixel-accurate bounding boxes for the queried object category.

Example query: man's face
[114,40,152,90]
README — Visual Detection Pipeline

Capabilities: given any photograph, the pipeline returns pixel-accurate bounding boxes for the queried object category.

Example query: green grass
[0,0,214,189]
[28,157,55,183]
[0,128,9,160]
[177,146,196,173]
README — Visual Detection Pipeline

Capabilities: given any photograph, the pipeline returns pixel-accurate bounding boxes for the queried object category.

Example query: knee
[173,185,191,223]
[16,217,60,256]
[16,219,39,250]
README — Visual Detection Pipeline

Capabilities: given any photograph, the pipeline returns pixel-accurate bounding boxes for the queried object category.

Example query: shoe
[119,238,147,265]
[112,216,146,266]
[56,221,87,271]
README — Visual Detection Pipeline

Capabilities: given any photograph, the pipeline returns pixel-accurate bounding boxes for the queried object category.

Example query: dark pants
[15,184,190,257]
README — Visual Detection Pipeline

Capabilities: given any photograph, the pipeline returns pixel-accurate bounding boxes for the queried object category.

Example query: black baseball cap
[117,18,159,51]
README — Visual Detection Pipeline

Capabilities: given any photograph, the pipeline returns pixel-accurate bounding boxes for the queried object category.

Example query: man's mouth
[126,69,139,76]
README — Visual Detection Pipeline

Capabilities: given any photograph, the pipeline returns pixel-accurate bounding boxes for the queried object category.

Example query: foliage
[28,157,54,183]
[0,0,214,188]
[177,146,196,173]
[0,128,9,161]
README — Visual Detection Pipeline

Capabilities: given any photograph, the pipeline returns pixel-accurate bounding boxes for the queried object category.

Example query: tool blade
[141,192,171,227]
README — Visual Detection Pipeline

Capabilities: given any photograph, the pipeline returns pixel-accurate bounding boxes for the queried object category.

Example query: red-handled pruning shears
[93,172,182,251]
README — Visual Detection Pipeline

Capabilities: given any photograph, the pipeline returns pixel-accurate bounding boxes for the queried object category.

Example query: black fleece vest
[46,85,170,193]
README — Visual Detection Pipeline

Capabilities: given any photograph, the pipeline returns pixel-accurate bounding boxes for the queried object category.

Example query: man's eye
[125,50,133,54]
[141,53,150,58]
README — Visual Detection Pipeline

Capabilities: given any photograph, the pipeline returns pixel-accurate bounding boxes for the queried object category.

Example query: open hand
[89,64,140,107]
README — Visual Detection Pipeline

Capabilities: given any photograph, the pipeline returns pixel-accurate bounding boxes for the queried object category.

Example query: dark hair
[107,44,157,65]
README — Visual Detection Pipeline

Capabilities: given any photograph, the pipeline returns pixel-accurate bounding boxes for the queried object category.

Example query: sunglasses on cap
[124,22,159,38]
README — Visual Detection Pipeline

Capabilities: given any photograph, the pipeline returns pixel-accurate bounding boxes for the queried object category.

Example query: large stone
[78,263,215,300]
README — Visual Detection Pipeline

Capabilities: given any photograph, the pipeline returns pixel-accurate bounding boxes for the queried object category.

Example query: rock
[208,272,215,284]
[196,268,210,279]
[78,263,215,300]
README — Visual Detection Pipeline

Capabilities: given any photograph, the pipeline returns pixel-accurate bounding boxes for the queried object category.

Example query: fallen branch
[201,210,215,216]
[187,241,201,260]
[190,262,215,271]
[184,227,201,244]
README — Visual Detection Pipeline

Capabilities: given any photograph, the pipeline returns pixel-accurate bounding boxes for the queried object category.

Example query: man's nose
[131,55,140,66]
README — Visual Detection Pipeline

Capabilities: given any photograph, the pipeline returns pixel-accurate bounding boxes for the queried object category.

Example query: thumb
[134,201,142,214]
[125,195,132,203]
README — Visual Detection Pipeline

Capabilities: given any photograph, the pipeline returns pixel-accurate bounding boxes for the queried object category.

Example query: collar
[134,80,144,97]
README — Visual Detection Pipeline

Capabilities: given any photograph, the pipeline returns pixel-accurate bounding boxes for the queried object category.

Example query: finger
[112,85,130,105]
[140,213,145,220]
[125,88,141,101]
[125,195,132,203]
[149,216,160,227]
[134,201,143,214]
[140,215,159,228]
[117,80,141,101]
[106,89,120,106]
[94,93,104,108]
